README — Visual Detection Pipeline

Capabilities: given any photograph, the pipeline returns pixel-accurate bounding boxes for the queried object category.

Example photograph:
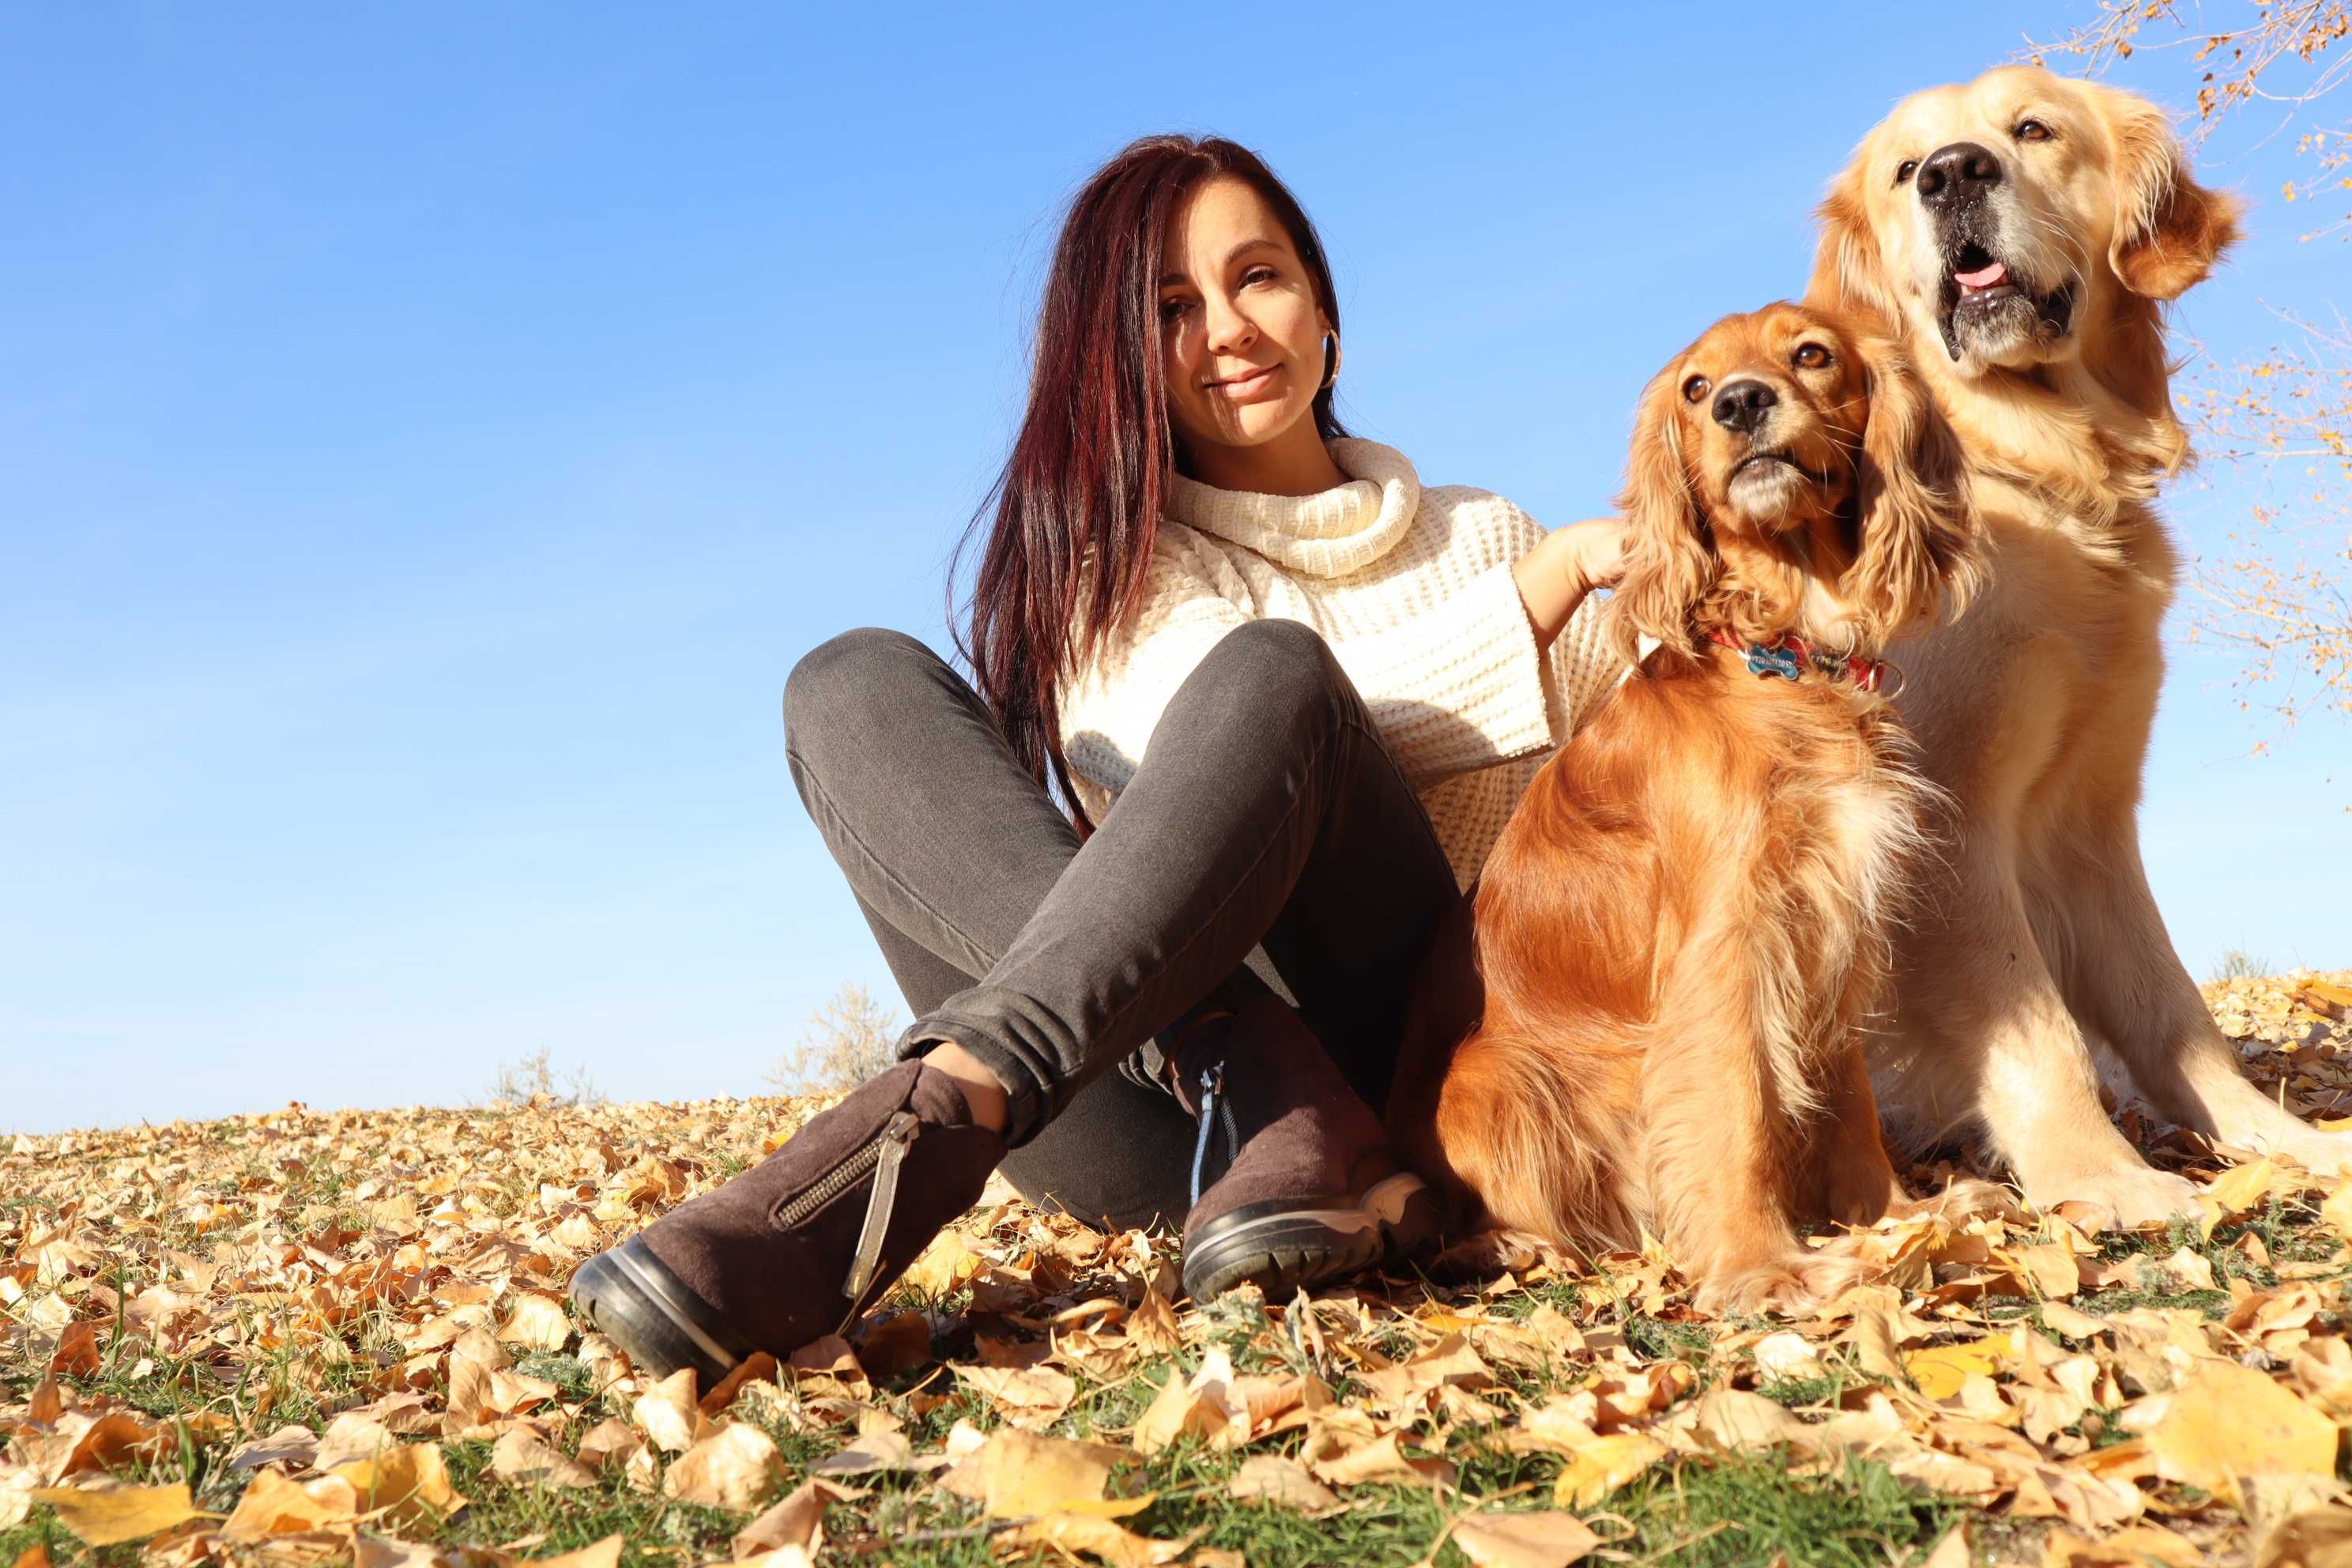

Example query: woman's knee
[782,627,945,752]
[1199,618,1354,733]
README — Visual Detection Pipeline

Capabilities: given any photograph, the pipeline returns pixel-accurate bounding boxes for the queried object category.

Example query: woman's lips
[1208,364,1280,398]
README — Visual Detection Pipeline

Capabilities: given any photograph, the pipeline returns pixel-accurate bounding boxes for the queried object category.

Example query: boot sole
[568,1236,754,1389]
[1182,1200,1388,1302]
[1363,1172,1446,1268]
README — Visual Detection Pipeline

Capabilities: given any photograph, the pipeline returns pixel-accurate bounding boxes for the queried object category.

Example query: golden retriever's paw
[1890,1177,2023,1225]
[2227,1121,2352,1181]
[1821,1155,1902,1230]
[2025,1163,2199,1229]
[1694,1250,1871,1319]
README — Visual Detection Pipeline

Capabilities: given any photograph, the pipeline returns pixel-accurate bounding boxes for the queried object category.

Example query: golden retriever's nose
[1712,378,1777,434]
[1917,141,2003,209]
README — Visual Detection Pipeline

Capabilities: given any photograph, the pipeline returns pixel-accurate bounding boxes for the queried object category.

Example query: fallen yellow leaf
[2320,1183,2352,1246]
[331,1441,467,1532]
[1551,1433,1667,1507]
[2143,1359,2339,1505]
[632,1366,707,1453]
[1451,1510,1603,1568]
[951,1363,1079,1429]
[2037,1524,2202,1566]
[27,1483,200,1548]
[490,1428,597,1490]
[734,1476,861,1562]
[494,1292,573,1351]
[1133,1348,1244,1454]
[1001,1513,1193,1568]
[1227,1454,1340,1513]
[940,1429,1151,1520]
[1905,1341,2003,1400]
[2203,1157,2278,1236]
[660,1422,786,1511]
[220,1468,362,1540]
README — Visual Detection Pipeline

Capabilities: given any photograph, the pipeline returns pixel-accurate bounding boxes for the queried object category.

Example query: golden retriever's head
[1614,302,1980,662]
[1809,66,2238,380]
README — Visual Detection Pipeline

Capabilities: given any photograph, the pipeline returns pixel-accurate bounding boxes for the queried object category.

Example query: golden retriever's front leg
[2050,814,2352,1178]
[1812,1041,1901,1228]
[1892,831,2199,1225]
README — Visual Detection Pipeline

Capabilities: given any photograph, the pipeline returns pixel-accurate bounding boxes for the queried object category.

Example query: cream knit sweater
[1060,439,1626,889]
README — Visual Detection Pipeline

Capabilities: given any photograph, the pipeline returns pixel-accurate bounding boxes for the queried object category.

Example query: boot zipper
[836,1112,919,1302]
[775,1110,919,1231]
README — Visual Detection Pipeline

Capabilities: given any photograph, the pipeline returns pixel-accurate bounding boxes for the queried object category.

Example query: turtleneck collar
[1165,438,1421,579]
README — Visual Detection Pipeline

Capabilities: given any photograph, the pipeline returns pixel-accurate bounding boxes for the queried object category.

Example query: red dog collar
[1706,628,1904,697]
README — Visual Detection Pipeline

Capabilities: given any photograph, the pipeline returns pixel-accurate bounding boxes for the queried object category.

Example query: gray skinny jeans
[781,619,1462,1229]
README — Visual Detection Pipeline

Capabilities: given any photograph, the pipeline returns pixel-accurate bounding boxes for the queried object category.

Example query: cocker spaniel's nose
[1917,141,2003,209]
[1711,378,1777,434]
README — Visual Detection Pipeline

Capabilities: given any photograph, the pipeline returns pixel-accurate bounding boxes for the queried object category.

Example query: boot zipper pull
[841,1112,920,1305]
[1189,1064,1226,1208]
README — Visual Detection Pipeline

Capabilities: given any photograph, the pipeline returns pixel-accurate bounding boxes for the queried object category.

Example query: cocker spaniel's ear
[2096,83,2241,300]
[1847,332,1982,646]
[1807,156,1899,326]
[1610,367,1717,667]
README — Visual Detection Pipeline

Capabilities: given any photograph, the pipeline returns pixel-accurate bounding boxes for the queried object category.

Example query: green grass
[3,1303,1975,1568]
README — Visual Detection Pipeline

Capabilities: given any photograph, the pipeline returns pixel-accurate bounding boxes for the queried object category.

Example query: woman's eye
[1241,265,1278,287]
[1682,375,1712,404]
[1159,299,1192,324]
[1894,159,1919,185]
[1793,342,1832,369]
[2015,119,2052,142]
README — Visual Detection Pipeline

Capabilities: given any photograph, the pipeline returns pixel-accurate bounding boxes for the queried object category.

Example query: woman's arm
[1512,517,1629,650]
[1064,512,1636,803]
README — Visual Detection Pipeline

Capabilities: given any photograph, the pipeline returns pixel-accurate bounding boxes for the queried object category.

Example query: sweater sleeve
[1321,556,1559,791]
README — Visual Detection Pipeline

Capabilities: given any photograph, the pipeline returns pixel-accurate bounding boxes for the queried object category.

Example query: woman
[571,136,1630,1383]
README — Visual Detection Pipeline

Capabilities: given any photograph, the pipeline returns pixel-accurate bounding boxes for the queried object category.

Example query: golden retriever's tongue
[1955,259,2009,292]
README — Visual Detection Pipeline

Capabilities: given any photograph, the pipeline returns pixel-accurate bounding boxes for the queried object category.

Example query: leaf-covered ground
[9,973,2352,1568]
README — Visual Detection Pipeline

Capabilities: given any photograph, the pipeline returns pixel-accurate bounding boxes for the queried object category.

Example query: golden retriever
[1805,65,2352,1220]
[1388,303,1981,1310]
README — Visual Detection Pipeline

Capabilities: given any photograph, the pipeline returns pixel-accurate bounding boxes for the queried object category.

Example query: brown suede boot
[569,1060,1003,1385]
[1172,996,1441,1301]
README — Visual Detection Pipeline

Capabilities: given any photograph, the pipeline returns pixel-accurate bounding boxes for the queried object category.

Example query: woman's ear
[1848,333,1982,644]
[1609,368,1716,665]
[2098,84,2242,300]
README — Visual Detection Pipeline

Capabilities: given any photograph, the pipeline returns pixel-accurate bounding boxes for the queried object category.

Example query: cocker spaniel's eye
[1792,342,1832,370]
[1682,375,1712,404]
[2015,119,2053,142]
[1894,159,1919,185]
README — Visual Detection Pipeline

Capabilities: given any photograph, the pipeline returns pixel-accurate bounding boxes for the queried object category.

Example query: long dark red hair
[954,135,1348,826]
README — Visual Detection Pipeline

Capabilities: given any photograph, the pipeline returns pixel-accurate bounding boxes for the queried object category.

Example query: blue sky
[6,4,2346,1133]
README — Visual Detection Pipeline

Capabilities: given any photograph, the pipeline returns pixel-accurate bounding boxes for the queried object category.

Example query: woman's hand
[1513,518,1630,650]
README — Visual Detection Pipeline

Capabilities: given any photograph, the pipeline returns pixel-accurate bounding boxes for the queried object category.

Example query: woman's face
[1157,175,1332,462]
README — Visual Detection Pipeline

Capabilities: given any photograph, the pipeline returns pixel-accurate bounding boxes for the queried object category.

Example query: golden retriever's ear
[1610,368,1715,665]
[2099,85,2242,300]
[1848,334,1982,643]
[1807,154,1898,325]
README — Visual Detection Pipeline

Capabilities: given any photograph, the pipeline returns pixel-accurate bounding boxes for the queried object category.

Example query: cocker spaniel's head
[1613,301,1981,662]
